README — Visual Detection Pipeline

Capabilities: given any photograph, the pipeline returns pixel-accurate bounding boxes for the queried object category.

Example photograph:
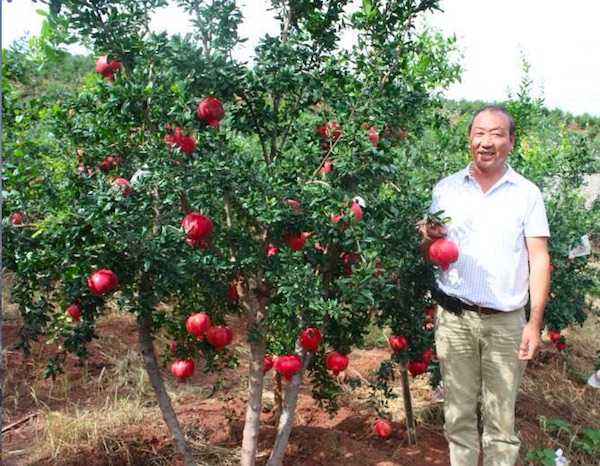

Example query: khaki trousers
[434,306,527,466]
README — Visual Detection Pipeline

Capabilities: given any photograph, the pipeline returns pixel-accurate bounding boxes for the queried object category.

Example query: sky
[2,0,600,116]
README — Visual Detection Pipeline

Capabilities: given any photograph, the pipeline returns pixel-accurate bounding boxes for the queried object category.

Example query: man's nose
[481,133,493,146]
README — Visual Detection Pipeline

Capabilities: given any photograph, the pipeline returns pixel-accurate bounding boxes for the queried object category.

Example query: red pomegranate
[407,359,428,378]
[388,334,408,353]
[274,354,302,381]
[228,284,239,303]
[429,238,459,270]
[320,159,333,174]
[374,419,393,438]
[111,177,130,196]
[316,120,342,141]
[267,243,279,256]
[87,269,119,295]
[95,55,122,80]
[185,312,212,340]
[165,127,196,154]
[284,232,306,251]
[197,97,225,128]
[285,199,301,211]
[182,212,213,241]
[422,348,433,364]
[299,327,322,352]
[341,251,359,275]
[11,212,23,225]
[325,350,349,375]
[170,358,195,382]
[367,126,379,146]
[206,325,233,350]
[548,329,560,342]
[263,355,274,373]
[66,303,82,321]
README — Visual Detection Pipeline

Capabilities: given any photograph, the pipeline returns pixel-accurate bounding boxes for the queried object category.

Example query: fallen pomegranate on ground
[374,419,393,438]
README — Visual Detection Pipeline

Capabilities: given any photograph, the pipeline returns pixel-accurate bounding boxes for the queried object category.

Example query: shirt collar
[464,162,516,185]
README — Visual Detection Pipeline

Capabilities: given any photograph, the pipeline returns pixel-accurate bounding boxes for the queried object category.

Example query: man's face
[469,110,515,173]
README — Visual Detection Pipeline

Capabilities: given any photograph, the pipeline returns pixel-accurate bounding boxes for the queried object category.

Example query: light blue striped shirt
[431,163,550,311]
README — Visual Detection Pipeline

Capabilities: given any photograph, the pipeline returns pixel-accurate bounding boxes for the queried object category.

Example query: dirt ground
[2,311,599,466]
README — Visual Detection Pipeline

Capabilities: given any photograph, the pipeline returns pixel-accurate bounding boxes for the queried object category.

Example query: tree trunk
[273,372,283,425]
[400,364,417,445]
[266,352,313,466]
[266,371,303,466]
[138,314,197,466]
[240,339,266,466]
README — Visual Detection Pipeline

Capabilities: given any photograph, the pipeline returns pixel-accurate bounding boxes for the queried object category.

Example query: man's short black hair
[468,105,516,137]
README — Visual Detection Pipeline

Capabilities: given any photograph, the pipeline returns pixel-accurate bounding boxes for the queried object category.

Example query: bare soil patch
[2,311,599,466]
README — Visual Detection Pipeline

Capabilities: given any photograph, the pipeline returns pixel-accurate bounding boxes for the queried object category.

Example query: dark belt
[431,288,504,315]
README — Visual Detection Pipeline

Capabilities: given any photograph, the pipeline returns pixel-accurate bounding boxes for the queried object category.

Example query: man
[419,105,551,466]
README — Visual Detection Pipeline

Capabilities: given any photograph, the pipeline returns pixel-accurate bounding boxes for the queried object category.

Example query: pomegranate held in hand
[429,238,459,270]
[299,327,322,352]
[374,419,393,438]
[87,269,119,295]
[170,358,195,382]
[274,354,302,381]
[206,325,233,350]
[325,350,349,375]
